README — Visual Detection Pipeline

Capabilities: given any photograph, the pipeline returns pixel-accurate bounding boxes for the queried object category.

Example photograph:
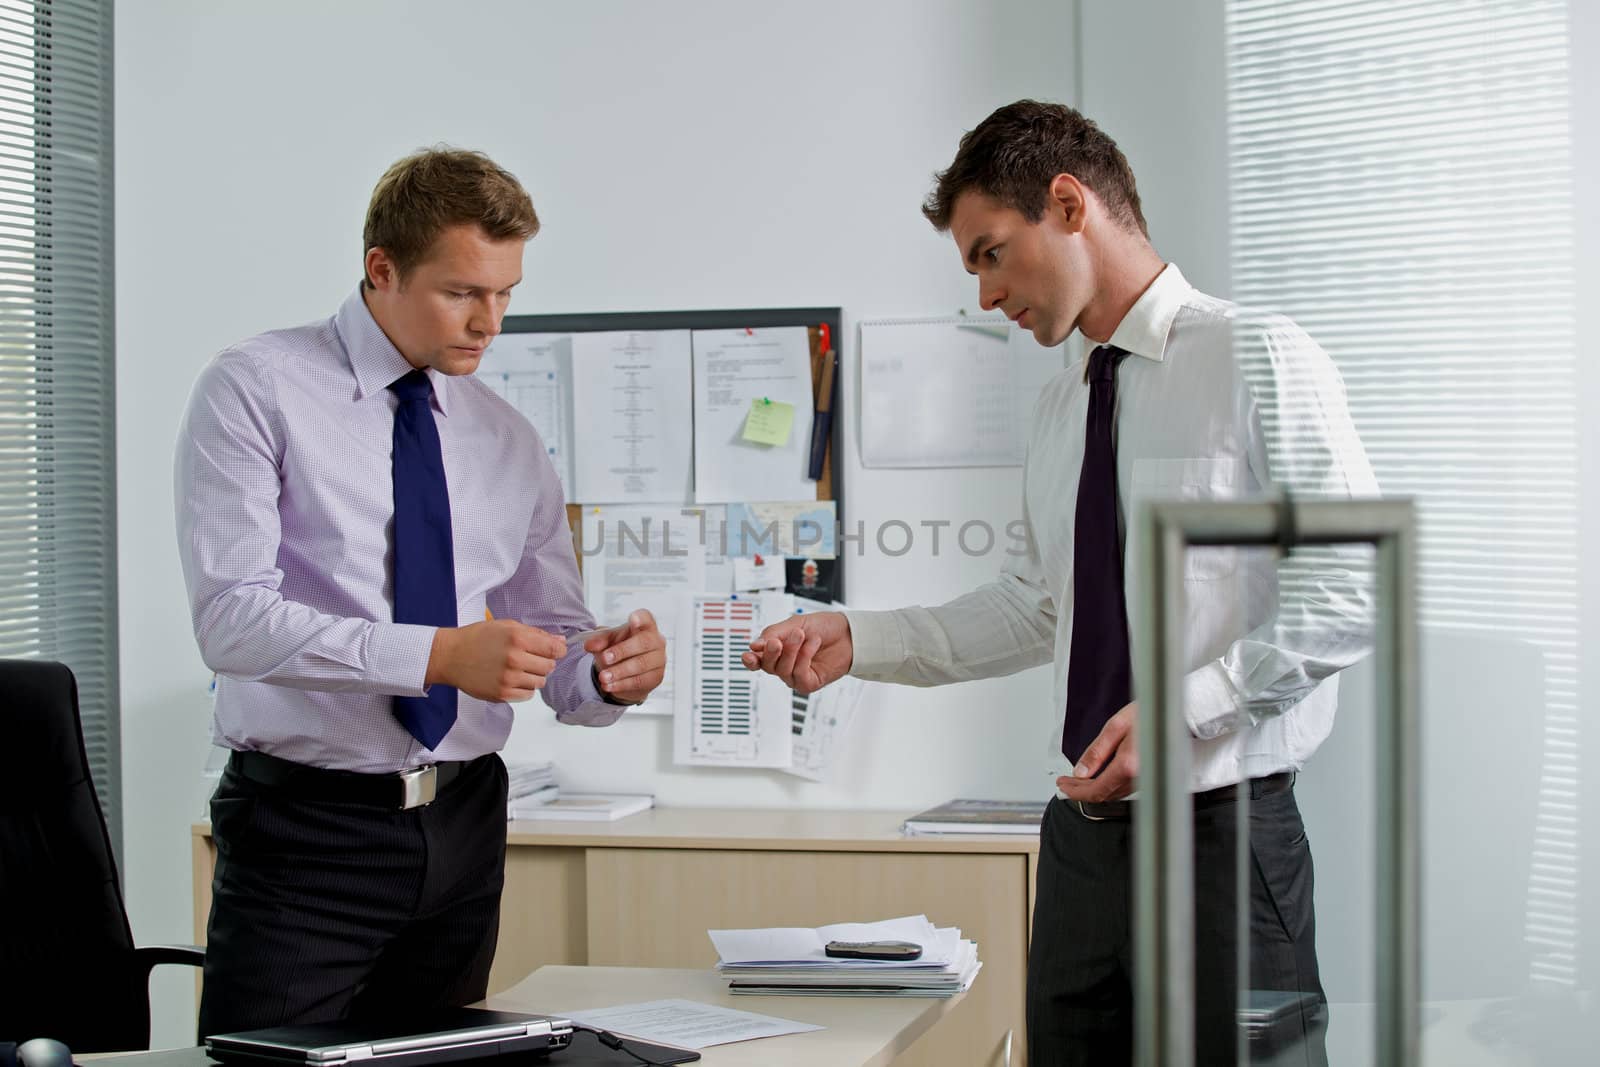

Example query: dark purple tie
[1062,344,1133,764]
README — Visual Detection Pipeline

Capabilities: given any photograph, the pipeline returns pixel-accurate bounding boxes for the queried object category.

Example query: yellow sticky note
[742,397,795,446]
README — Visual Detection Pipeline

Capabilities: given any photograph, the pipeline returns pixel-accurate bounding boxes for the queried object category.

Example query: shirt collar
[335,287,452,416]
[1105,262,1192,365]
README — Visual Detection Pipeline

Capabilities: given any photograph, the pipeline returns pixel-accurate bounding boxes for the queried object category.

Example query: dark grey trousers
[198,754,508,1037]
[1027,780,1328,1066]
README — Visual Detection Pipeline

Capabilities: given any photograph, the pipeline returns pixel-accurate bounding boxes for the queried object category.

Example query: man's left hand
[1056,702,1139,802]
[584,610,666,705]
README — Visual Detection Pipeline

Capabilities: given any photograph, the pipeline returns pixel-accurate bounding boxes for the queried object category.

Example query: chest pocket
[1129,457,1249,580]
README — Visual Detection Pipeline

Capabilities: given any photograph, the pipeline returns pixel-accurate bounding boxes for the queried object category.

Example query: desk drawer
[583,848,1028,1067]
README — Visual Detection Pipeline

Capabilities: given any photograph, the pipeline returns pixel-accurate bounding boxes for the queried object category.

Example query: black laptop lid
[205,1008,571,1067]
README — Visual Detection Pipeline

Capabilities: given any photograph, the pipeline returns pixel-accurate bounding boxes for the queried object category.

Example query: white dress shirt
[846,265,1379,793]
[175,289,619,774]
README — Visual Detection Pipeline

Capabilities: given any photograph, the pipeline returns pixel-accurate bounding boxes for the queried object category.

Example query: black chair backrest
[0,659,148,1049]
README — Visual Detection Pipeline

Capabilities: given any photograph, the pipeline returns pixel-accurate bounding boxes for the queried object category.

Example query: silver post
[1374,516,1422,1064]
[1135,505,1196,1067]
[1132,497,1419,1067]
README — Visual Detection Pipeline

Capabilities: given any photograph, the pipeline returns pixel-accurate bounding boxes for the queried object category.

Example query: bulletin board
[496,306,844,601]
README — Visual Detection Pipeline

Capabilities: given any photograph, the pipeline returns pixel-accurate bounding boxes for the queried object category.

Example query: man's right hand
[741,611,853,695]
[426,619,567,703]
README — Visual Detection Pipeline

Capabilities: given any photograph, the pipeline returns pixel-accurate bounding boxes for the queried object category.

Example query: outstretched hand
[740,611,853,695]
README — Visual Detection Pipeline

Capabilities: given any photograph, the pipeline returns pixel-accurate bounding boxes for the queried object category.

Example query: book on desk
[900,798,1045,835]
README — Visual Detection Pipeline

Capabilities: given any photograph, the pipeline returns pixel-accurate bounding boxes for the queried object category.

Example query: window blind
[1227,0,1576,987]
[0,0,119,852]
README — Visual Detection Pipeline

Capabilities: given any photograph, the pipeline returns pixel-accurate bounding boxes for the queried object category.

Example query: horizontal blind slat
[1226,0,1576,987]
[0,0,119,853]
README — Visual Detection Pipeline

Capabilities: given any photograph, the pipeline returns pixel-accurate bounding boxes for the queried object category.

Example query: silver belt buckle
[1075,800,1109,822]
[399,764,437,810]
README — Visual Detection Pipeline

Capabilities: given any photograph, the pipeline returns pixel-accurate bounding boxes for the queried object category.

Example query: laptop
[205,1007,574,1067]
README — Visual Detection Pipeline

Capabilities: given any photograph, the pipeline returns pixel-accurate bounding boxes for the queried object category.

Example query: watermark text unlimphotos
[573,512,1033,559]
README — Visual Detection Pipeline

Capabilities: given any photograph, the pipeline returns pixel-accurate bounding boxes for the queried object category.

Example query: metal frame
[1134,497,1419,1067]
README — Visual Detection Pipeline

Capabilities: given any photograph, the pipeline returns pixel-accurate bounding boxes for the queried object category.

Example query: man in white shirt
[743,101,1376,1065]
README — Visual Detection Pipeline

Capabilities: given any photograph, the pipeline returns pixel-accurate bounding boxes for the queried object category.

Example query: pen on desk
[807,346,836,480]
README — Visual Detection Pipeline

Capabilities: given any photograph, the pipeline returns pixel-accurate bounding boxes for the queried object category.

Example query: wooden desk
[194,809,1038,1067]
[488,965,962,1067]
[89,965,963,1067]
[95,989,1571,1067]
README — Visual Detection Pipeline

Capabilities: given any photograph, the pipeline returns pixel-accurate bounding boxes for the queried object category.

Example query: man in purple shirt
[176,148,665,1033]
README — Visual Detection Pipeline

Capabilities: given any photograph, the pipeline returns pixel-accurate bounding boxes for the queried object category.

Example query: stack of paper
[505,760,558,818]
[512,793,654,822]
[708,915,981,997]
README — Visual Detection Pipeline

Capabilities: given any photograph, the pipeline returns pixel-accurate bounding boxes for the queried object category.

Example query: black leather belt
[227,750,480,810]
[1072,770,1295,822]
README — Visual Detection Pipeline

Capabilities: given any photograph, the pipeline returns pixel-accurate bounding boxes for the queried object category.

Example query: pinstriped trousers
[197,754,508,1037]
[1027,785,1328,1066]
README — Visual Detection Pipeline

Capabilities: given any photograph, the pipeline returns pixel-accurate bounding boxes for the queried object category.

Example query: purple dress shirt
[175,288,621,773]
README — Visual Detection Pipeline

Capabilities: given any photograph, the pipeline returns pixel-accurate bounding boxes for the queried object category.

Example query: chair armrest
[132,943,206,982]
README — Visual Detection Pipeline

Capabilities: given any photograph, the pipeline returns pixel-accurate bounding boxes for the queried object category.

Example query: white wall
[1079,0,1230,296]
[116,0,1078,1045]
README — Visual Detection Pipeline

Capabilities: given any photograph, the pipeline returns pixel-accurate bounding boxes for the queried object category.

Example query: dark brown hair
[922,100,1147,237]
[362,147,539,289]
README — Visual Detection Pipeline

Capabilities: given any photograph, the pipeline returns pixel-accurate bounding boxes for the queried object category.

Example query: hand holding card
[583,610,667,705]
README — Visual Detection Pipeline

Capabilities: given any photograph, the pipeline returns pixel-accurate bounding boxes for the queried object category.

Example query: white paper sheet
[785,641,866,782]
[674,592,793,767]
[859,318,1066,468]
[571,329,694,504]
[692,326,816,502]
[732,555,786,591]
[709,915,947,966]
[681,504,733,593]
[581,506,705,717]
[477,332,575,497]
[558,999,822,1050]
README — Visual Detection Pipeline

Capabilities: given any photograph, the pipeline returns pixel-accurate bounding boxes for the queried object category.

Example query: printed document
[693,326,815,502]
[674,592,793,767]
[785,662,865,782]
[478,332,575,496]
[581,505,705,718]
[571,329,693,503]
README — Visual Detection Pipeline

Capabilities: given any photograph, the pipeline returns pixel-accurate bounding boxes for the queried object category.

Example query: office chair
[0,658,204,1051]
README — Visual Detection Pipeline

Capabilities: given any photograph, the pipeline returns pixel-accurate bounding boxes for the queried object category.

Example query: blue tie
[1062,345,1134,763]
[389,369,458,750]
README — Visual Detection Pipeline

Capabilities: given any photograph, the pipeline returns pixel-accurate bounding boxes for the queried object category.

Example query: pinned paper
[694,327,813,502]
[725,501,837,558]
[742,397,795,446]
[733,554,786,592]
[956,309,1010,340]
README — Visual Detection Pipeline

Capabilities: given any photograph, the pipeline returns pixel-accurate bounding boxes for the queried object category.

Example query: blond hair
[362,147,539,288]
